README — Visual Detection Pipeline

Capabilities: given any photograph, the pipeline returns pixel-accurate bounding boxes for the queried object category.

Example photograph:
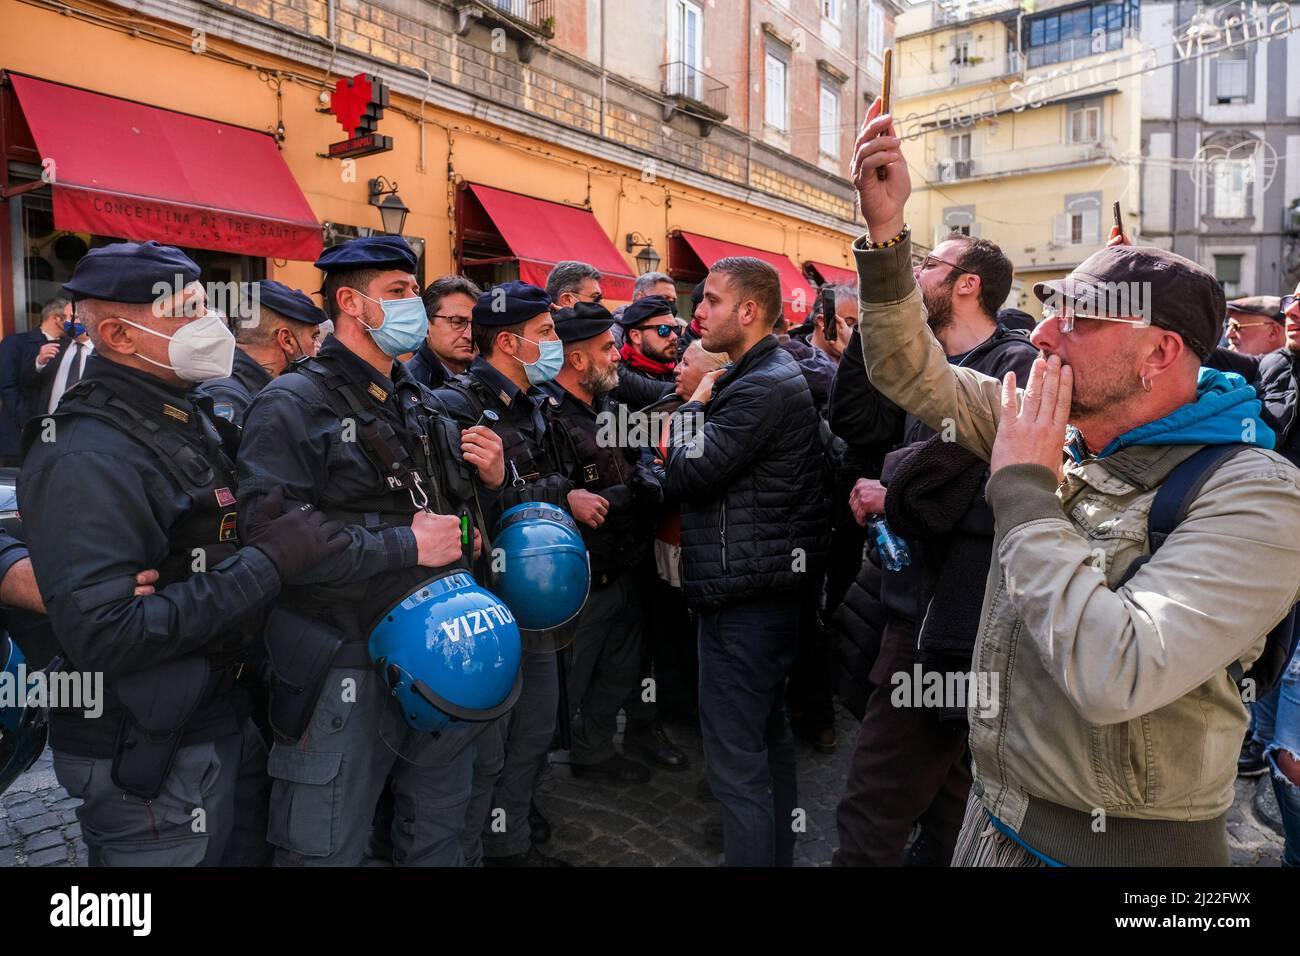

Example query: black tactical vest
[45,380,242,592]
[440,372,563,483]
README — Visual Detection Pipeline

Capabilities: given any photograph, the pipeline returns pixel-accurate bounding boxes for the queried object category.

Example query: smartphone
[1112,201,1125,241]
[876,48,893,181]
[820,287,838,344]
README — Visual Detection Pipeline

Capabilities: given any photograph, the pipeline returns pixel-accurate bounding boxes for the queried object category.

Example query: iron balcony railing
[661,61,728,118]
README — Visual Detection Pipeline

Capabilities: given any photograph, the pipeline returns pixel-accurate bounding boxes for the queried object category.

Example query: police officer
[431,280,576,866]
[409,275,481,389]
[194,281,327,426]
[615,295,678,410]
[17,241,346,866]
[235,235,506,867]
[542,303,670,784]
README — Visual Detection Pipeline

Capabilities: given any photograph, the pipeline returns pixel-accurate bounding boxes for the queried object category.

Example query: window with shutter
[765,53,788,131]
[820,85,839,157]
[1215,59,1248,103]
[1212,159,1249,218]
[868,3,884,58]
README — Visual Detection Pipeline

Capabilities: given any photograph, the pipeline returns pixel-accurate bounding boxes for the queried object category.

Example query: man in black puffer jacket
[664,257,829,867]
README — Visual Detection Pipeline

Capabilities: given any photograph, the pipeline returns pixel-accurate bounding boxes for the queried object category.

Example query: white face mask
[118,311,236,383]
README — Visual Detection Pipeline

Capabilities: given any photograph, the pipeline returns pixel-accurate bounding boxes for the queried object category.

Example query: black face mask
[259,330,308,377]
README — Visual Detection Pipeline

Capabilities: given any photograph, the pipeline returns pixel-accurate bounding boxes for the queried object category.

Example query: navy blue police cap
[314,235,418,274]
[246,280,327,327]
[472,281,553,327]
[618,294,676,328]
[554,302,615,343]
[62,240,200,304]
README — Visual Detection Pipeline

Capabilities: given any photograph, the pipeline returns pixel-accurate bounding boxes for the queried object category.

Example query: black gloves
[243,486,348,583]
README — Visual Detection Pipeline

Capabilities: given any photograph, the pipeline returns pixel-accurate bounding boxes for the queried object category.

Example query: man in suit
[23,300,93,419]
[0,299,65,464]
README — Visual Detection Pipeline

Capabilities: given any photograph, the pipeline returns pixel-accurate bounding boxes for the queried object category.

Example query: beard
[922,281,955,335]
[1067,346,1143,418]
[582,362,619,396]
[702,305,741,353]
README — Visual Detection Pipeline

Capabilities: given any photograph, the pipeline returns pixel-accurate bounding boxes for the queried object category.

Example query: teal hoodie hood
[1068,367,1275,462]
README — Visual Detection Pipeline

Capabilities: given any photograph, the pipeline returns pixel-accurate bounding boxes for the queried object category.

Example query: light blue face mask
[512,334,564,385]
[352,289,427,357]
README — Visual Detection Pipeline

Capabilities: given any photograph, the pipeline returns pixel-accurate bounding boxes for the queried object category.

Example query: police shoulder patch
[212,402,235,422]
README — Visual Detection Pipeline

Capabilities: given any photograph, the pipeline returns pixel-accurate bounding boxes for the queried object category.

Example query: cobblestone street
[0,705,1286,867]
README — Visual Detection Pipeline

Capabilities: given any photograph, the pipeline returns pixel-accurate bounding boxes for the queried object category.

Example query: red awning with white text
[9,73,321,260]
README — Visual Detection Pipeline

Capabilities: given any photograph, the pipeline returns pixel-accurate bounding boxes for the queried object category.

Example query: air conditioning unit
[938,159,956,182]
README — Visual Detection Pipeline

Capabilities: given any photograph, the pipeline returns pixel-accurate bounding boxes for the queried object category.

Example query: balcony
[929,142,1108,185]
[896,51,1022,99]
[453,0,556,62]
[661,61,729,135]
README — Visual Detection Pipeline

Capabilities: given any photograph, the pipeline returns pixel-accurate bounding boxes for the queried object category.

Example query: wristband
[866,225,909,250]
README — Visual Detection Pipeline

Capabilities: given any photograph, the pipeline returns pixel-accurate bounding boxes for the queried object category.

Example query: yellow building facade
[893,0,1144,315]
[1,0,865,335]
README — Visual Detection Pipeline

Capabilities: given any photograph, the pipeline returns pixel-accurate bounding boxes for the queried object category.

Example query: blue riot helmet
[492,501,590,631]
[369,571,523,733]
[0,635,47,797]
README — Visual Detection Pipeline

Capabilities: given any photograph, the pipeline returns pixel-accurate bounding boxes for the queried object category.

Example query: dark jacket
[1208,346,1300,468]
[192,347,272,426]
[21,335,86,421]
[541,383,663,587]
[613,360,675,411]
[663,335,829,610]
[779,336,837,415]
[0,328,47,456]
[18,356,281,756]
[405,342,455,391]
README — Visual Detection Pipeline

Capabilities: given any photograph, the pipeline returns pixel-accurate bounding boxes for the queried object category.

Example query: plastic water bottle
[868,517,912,572]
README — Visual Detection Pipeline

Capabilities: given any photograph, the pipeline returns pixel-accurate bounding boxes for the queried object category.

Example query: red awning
[9,74,321,260]
[464,183,637,300]
[803,260,858,287]
[672,231,816,314]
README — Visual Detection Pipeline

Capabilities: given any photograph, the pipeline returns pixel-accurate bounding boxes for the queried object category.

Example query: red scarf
[620,342,675,375]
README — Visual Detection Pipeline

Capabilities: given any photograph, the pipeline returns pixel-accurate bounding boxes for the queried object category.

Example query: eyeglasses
[918,255,972,275]
[577,292,604,304]
[1226,319,1274,333]
[1282,294,1297,312]
[637,323,680,338]
[1042,304,1151,334]
[431,314,471,332]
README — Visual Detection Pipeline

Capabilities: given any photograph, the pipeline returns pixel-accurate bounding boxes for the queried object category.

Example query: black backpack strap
[1117,443,1247,586]
[1117,442,1296,694]
[54,381,218,494]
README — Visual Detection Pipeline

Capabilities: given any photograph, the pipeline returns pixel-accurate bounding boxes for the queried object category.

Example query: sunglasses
[578,292,604,304]
[1283,294,1297,311]
[431,314,471,332]
[1042,304,1151,334]
[637,323,680,338]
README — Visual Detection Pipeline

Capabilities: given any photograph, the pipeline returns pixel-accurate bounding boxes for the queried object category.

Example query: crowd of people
[0,99,1297,869]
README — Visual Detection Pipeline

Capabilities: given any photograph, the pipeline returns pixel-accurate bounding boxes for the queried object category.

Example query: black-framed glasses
[1283,294,1298,312]
[918,254,973,275]
[431,314,471,331]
